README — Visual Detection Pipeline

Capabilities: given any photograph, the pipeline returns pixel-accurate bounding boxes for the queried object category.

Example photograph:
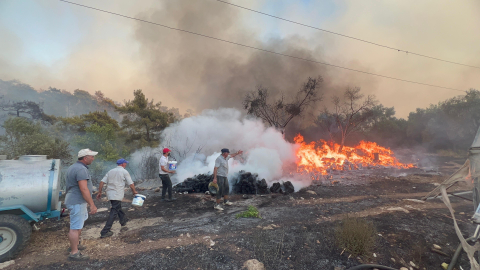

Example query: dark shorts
[216,176,229,199]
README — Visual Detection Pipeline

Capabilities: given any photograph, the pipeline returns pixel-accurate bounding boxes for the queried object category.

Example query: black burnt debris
[174,170,295,195]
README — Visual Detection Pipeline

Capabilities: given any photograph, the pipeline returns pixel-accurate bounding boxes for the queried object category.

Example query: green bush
[236,206,261,219]
[335,215,376,257]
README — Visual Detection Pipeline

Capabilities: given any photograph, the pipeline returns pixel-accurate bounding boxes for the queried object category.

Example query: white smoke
[158,108,311,190]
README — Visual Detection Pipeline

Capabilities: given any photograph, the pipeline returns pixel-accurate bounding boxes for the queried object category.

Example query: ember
[294,134,415,175]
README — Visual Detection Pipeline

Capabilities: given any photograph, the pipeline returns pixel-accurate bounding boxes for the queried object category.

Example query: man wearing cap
[159,148,176,202]
[65,148,99,261]
[213,148,243,210]
[96,158,137,238]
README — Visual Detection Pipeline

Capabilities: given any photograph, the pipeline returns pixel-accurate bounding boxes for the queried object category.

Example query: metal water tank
[0,155,61,213]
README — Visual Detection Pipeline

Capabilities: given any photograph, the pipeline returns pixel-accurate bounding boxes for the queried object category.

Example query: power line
[58,0,466,93]
[214,0,480,70]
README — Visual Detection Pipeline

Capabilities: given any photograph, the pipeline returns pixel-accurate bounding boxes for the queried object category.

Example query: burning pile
[175,171,295,195]
[294,134,415,175]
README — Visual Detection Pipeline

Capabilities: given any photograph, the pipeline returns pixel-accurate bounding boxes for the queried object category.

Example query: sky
[0,0,479,119]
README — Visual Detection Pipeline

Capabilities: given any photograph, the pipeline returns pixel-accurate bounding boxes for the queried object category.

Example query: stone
[306,190,317,195]
[243,259,265,270]
[210,240,215,247]
[399,268,408,270]
[433,244,441,250]
[0,260,15,269]
[154,187,160,192]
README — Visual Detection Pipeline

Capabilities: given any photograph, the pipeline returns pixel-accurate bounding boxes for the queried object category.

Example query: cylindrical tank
[0,155,61,213]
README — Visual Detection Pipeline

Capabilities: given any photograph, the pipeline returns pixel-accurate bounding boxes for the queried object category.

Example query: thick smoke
[1,0,478,119]
[158,108,311,191]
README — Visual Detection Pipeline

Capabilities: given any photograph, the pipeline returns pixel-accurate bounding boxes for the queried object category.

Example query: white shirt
[101,166,134,201]
[159,155,169,175]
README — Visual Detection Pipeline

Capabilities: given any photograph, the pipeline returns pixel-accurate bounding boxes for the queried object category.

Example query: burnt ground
[7,155,479,270]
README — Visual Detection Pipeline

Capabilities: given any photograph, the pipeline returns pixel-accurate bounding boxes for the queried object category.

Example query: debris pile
[174,171,295,195]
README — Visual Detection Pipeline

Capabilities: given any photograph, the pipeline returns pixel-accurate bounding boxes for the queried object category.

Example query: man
[213,148,243,211]
[65,149,98,261]
[96,158,138,238]
[159,148,176,202]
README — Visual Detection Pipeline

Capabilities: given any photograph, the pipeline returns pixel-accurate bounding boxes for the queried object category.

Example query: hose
[346,265,398,270]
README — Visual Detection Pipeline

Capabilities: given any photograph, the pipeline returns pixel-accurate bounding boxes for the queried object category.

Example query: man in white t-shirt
[159,148,176,202]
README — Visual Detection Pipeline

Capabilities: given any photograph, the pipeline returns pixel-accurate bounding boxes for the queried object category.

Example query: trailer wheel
[0,215,32,263]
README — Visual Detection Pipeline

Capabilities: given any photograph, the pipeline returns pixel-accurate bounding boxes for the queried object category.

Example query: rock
[299,197,305,200]
[0,260,15,269]
[210,240,215,247]
[390,258,396,263]
[306,190,317,195]
[459,212,465,215]
[187,233,191,238]
[243,259,265,270]
[97,207,109,212]
[262,225,274,230]
[409,261,417,267]
[154,187,160,192]
[400,268,408,270]
[433,244,441,250]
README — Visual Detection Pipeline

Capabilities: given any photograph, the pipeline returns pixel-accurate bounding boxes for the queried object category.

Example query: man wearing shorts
[212,148,243,210]
[65,149,98,261]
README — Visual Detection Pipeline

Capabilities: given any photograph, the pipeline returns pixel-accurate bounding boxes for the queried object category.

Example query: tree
[243,77,323,134]
[316,87,377,153]
[115,90,176,148]
[57,111,120,133]
[0,117,71,160]
[0,97,56,124]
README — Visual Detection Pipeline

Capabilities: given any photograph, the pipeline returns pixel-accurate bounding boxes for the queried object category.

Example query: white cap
[78,149,98,158]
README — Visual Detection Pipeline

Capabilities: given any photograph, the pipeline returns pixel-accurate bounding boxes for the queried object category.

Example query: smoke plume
[158,108,311,190]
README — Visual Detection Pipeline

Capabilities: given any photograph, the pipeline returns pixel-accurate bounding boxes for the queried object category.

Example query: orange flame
[294,134,415,175]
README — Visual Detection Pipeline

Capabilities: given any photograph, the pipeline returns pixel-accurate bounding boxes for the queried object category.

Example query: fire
[294,134,415,175]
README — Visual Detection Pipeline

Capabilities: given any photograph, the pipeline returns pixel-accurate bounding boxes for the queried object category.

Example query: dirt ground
[5,155,479,270]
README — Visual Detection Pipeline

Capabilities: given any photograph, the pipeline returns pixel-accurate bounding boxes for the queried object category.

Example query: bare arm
[161,165,175,174]
[213,167,218,183]
[78,180,97,214]
[96,181,105,200]
[230,150,243,158]
[129,184,137,195]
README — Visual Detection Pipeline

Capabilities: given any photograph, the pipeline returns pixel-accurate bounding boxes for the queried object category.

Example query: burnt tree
[243,77,323,135]
[316,87,377,153]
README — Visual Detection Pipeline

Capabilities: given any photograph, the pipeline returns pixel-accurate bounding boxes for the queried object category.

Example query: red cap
[163,148,171,154]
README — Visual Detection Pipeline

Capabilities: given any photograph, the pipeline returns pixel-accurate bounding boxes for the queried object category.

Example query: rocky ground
[3,155,478,270]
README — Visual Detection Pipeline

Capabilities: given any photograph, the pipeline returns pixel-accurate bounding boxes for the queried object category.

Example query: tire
[0,215,32,263]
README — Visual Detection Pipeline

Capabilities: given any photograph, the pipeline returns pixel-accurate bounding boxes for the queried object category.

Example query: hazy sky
[0,0,479,118]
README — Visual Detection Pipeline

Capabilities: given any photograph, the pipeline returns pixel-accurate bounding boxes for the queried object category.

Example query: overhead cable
[214,0,480,70]
[58,0,466,93]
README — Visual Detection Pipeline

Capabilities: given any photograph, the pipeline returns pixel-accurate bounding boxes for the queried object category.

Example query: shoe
[67,244,86,252]
[161,198,166,201]
[224,201,233,206]
[214,204,224,211]
[100,231,114,238]
[120,218,129,227]
[68,252,89,261]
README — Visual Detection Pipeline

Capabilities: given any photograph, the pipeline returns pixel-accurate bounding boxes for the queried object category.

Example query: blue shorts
[67,203,88,230]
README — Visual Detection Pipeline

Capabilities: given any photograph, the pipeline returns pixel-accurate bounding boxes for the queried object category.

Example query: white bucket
[168,161,177,171]
[132,194,146,207]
